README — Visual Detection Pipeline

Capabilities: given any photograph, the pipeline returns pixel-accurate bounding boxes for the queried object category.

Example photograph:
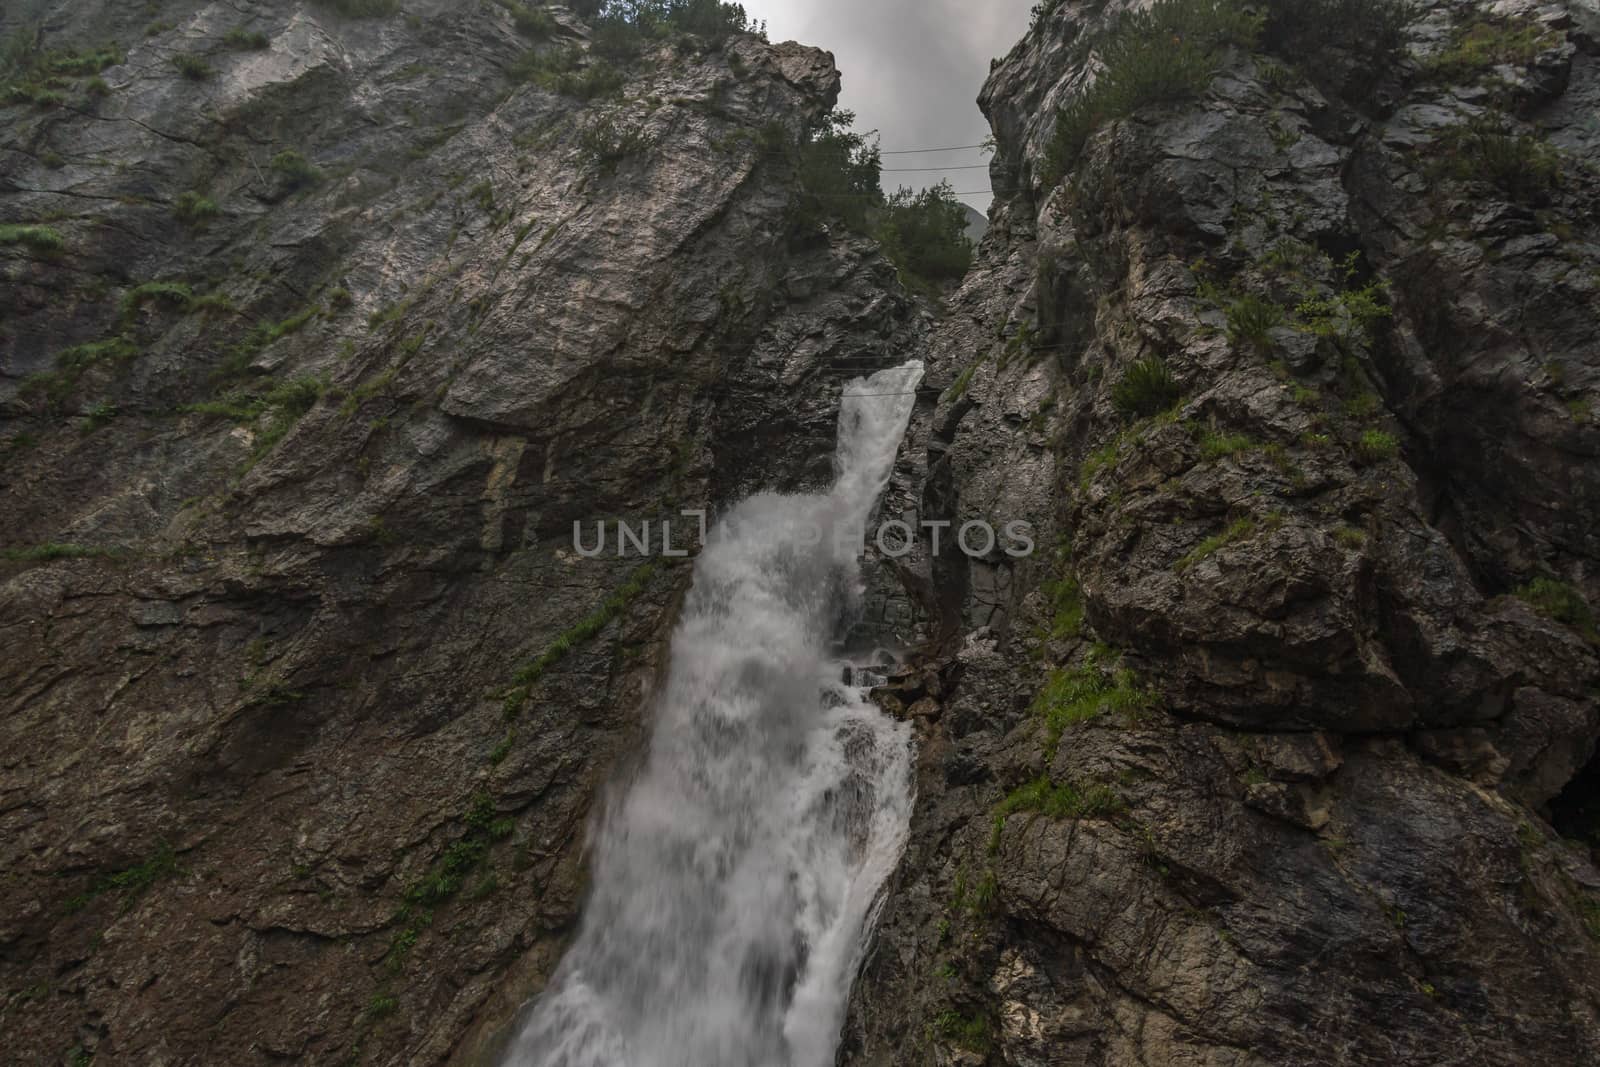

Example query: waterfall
[502,362,925,1067]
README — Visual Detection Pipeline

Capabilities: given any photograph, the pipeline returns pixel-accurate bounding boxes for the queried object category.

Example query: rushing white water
[503,362,925,1067]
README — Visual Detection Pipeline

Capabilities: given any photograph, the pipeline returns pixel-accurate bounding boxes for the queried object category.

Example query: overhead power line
[798,189,998,198]
[878,142,990,155]
[881,163,995,172]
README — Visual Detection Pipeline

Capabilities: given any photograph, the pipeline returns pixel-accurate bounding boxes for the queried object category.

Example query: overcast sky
[739,0,1037,211]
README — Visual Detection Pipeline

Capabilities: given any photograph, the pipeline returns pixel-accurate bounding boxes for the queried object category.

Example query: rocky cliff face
[7,1,1600,1065]
[0,3,927,1063]
[841,0,1600,1064]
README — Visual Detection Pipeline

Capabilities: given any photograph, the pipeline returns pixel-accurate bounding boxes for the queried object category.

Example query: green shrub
[1438,120,1561,202]
[83,402,118,431]
[85,76,111,97]
[1354,428,1399,463]
[942,359,981,403]
[0,224,64,252]
[1226,293,1284,351]
[590,16,645,60]
[48,45,122,75]
[270,149,323,190]
[213,305,322,381]
[1516,578,1597,638]
[788,109,882,235]
[577,113,652,173]
[1334,526,1368,549]
[1043,571,1084,640]
[120,281,195,319]
[1427,17,1554,81]
[187,376,323,458]
[315,0,400,16]
[19,336,139,408]
[1260,0,1412,68]
[224,27,271,50]
[1292,252,1391,343]
[930,1010,991,1052]
[252,377,325,456]
[364,994,398,1020]
[1111,356,1182,419]
[5,83,63,107]
[171,54,212,80]
[0,21,38,81]
[1199,429,1256,460]
[173,191,220,225]
[588,0,760,44]
[503,1,558,38]
[874,181,974,292]
[1042,0,1260,185]
[512,46,625,99]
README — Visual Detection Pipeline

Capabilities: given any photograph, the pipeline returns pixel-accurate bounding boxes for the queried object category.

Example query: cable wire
[878,142,990,155]
[880,163,996,173]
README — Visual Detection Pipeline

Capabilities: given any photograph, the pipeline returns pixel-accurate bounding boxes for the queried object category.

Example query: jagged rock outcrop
[843,1,1600,1064]
[9,0,1600,1064]
[0,3,927,1063]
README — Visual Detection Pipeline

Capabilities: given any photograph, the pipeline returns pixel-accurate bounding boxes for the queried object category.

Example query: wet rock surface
[6,1,1600,1064]
[0,3,925,1063]
[842,1,1600,1064]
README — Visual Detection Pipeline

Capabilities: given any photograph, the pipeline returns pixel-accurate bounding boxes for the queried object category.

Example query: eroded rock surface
[0,3,925,1062]
[842,2,1600,1064]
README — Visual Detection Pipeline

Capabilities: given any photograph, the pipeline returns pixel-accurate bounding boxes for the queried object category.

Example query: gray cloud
[741,0,1036,210]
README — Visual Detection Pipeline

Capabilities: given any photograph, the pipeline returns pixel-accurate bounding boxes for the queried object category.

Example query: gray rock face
[0,4,924,1063]
[7,1,1600,1064]
[842,1,1600,1064]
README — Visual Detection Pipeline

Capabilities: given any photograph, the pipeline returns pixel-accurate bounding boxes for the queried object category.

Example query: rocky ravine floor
[841,1,1600,1065]
[1,2,929,1063]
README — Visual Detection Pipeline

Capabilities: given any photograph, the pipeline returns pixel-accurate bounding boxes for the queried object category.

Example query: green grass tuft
[1354,429,1399,464]
[316,0,400,16]
[173,191,220,225]
[270,150,323,191]
[1225,293,1284,351]
[171,53,212,80]
[503,563,658,717]
[1111,357,1182,419]
[62,842,178,914]
[1437,120,1561,203]
[0,224,65,252]
[1,542,119,562]
[120,281,195,319]
[1177,515,1256,571]
[1033,654,1151,753]
[1427,17,1556,81]
[1199,429,1256,461]
[1515,578,1597,640]
[996,775,1126,823]
[19,336,140,409]
[929,1009,991,1052]
[224,28,271,50]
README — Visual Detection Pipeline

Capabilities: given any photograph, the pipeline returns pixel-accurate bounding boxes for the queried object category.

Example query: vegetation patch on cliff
[1042,0,1262,186]
[1034,651,1153,754]
[502,562,659,716]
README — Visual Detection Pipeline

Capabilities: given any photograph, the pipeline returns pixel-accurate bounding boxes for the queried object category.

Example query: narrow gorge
[2,1,1598,1066]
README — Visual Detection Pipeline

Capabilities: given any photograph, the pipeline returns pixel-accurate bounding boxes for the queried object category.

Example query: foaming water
[502,363,925,1067]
